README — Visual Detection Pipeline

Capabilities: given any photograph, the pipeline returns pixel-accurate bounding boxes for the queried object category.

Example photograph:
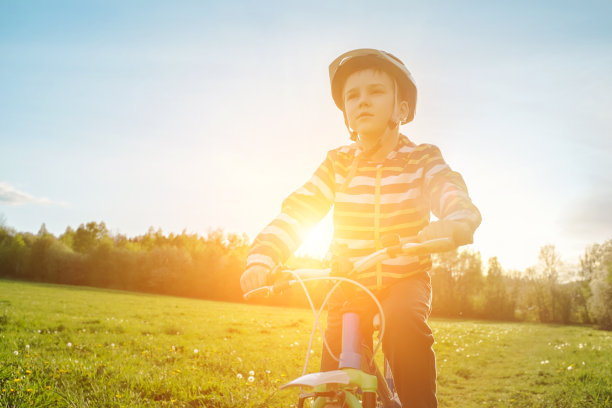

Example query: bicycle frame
[244,237,454,408]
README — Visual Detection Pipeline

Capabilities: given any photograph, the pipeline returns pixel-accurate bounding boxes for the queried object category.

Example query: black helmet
[329,49,417,123]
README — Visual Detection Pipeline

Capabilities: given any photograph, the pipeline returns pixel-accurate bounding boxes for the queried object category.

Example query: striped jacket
[247,134,481,291]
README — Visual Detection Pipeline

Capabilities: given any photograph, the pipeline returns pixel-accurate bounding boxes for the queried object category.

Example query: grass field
[0,279,610,407]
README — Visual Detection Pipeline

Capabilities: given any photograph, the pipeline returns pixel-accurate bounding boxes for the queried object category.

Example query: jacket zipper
[375,164,383,290]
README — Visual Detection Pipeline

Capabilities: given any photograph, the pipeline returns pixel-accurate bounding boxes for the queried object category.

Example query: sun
[295,212,334,259]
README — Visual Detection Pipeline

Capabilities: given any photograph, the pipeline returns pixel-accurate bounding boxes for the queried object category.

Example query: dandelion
[26,370,32,375]
[237,373,243,379]
[26,388,33,393]
[13,351,18,356]
[249,370,255,376]
[248,376,255,383]
[67,342,72,348]
[14,379,21,383]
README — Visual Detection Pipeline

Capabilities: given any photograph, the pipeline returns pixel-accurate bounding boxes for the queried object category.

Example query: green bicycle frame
[312,368,377,408]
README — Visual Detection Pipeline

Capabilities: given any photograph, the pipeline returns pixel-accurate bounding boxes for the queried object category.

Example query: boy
[240,49,481,408]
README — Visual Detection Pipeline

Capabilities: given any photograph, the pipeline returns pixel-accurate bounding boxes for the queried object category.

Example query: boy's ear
[398,100,411,123]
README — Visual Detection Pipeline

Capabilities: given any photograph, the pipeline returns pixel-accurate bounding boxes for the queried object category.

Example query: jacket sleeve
[421,145,482,232]
[246,152,336,272]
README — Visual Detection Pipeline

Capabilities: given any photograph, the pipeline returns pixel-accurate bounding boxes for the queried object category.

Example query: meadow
[0,279,610,407]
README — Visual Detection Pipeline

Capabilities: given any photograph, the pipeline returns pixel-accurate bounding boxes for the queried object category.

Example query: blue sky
[1,0,611,271]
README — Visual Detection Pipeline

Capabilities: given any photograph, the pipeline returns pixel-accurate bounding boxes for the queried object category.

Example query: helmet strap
[387,78,400,130]
[343,110,359,141]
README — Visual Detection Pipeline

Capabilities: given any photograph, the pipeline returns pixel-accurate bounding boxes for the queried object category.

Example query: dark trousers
[320,275,437,408]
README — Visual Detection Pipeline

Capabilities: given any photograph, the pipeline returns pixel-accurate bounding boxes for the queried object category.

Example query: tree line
[0,221,610,329]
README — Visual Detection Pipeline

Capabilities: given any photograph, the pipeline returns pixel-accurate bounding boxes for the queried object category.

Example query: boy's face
[342,68,400,138]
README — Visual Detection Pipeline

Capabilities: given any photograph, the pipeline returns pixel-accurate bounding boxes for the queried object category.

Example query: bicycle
[244,237,455,408]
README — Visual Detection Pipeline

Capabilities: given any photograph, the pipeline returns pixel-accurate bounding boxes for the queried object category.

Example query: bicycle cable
[286,272,387,371]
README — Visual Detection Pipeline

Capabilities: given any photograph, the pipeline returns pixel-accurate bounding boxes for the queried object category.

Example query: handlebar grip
[272,278,292,295]
[403,237,454,254]
[453,223,474,246]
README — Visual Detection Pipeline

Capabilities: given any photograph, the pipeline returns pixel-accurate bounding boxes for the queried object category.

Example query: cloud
[0,182,67,206]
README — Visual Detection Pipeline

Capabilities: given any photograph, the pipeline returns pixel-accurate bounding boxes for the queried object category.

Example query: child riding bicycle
[240,48,481,408]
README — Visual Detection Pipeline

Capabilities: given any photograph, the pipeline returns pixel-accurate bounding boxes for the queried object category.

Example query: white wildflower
[67,342,72,348]
[193,349,199,354]
[13,350,18,356]
[248,376,255,382]
[237,373,243,379]
[249,370,254,376]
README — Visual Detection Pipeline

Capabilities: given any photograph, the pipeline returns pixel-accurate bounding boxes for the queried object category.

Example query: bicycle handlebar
[242,237,457,379]
[243,237,454,300]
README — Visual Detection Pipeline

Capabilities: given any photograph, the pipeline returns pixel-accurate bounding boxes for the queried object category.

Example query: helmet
[329,49,417,123]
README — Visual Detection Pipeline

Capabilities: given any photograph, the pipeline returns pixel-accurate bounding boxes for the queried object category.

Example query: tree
[586,239,612,329]
[59,226,76,249]
[431,249,459,316]
[455,250,483,316]
[431,249,483,318]
[73,221,110,253]
[524,265,549,322]
[484,257,513,320]
[0,227,29,278]
[538,244,563,322]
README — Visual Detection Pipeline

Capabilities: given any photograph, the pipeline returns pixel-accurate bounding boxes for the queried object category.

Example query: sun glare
[295,212,334,259]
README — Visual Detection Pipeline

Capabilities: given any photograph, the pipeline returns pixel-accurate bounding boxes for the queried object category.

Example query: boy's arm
[241,153,336,293]
[418,145,482,245]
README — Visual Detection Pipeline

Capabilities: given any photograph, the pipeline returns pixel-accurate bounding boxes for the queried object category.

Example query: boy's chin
[355,126,386,139]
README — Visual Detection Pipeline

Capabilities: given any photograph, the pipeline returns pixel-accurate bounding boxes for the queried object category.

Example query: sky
[1,0,611,272]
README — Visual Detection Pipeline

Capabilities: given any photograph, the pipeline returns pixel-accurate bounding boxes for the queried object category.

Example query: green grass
[0,279,610,407]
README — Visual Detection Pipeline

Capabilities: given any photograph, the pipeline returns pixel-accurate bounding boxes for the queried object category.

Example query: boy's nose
[358,95,370,107]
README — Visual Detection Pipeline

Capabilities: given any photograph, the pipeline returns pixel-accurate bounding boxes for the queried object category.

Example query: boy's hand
[240,265,270,294]
[417,220,474,247]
